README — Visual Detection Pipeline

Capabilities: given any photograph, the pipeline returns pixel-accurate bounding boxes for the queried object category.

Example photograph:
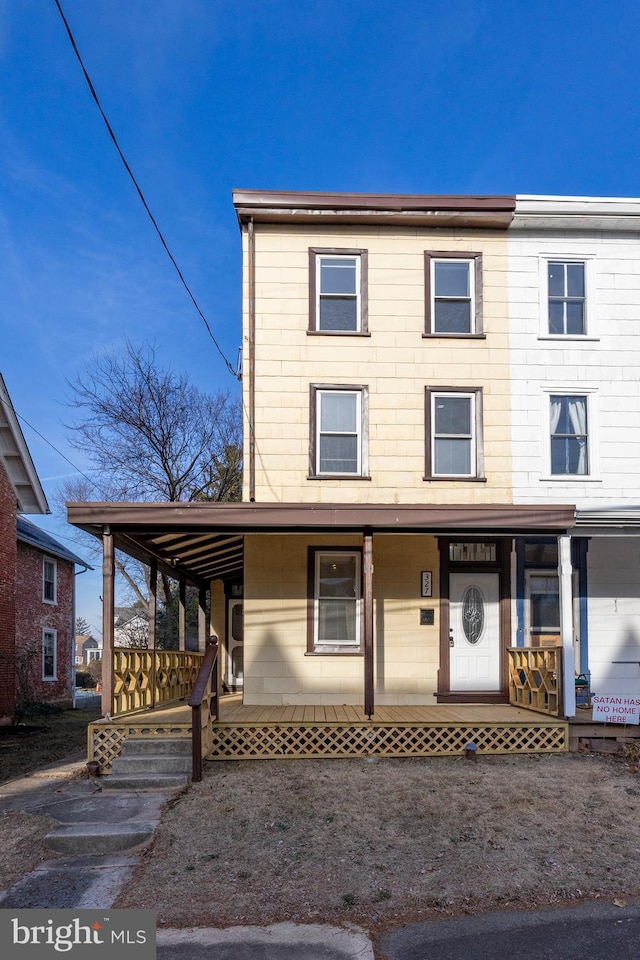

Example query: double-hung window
[550,394,589,476]
[425,387,483,479]
[43,558,57,604]
[43,629,57,680]
[547,261,586,335]
[308,548,362,653]
[425,252,483,335]
[309,248,368,333]
[311,385,368,477]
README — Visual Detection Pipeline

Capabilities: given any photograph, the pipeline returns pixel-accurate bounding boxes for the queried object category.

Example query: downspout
[247,217,256,502]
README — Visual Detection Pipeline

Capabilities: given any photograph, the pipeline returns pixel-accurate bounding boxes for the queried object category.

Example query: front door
[449,572,500,691]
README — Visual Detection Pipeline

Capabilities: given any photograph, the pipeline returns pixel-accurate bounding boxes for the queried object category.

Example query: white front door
[449,572,500,691]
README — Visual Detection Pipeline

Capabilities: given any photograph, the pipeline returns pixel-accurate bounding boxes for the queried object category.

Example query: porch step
[105,737,192,790]
[102,772,189,791]
[120,737,191,757]
[45,822,155,855]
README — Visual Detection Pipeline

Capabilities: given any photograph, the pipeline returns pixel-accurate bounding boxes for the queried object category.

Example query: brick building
[1,373,88,721]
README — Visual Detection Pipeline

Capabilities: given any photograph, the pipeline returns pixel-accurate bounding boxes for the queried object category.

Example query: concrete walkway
[0,757,373,960]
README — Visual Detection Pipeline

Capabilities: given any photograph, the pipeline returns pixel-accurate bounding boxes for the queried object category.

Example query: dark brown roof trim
[232,190,516,229]
[68,501,574,535]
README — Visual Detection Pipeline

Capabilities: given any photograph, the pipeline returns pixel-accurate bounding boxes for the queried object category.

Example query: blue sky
[3,0,640,634]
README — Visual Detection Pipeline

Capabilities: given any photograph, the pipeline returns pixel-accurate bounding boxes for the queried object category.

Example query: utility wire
[53,0,239,380]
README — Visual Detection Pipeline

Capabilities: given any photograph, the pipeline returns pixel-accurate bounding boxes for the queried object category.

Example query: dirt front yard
[113,752,640,928]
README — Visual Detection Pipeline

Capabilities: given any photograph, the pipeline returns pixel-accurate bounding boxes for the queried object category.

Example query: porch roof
[67,501,576,588]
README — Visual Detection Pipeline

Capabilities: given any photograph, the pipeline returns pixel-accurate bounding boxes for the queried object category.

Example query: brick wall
[15,541,75,709]
[0,463,17,723]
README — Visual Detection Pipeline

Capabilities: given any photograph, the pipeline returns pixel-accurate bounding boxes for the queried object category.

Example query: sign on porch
[592,694,640,725]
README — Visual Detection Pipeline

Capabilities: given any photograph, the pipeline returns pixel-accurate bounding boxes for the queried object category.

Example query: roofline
[232,190,516,229]
[67,500,575,535]
[514,194,640,230]
[0,373,49,515]
[16,527,92,569]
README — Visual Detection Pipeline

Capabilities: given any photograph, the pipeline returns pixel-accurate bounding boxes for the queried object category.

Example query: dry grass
[0,705,101,785]
[0,812,59,889]
[115,752,640,928]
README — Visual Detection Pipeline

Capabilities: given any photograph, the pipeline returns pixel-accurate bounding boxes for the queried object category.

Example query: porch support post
[558,535,576,717]
[178,575,186,652]
[198,585,208,652]
[148,560,157,650]
[363,530,374,718]
[101,527,114,718]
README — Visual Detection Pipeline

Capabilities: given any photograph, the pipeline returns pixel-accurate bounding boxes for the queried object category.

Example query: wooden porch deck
[89,696,569,771]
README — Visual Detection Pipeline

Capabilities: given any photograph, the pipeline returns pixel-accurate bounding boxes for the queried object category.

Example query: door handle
[449,628,454,648]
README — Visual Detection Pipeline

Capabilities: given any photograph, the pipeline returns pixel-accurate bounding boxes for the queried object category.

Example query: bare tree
[64,341,241,502]
[60,342,242,644]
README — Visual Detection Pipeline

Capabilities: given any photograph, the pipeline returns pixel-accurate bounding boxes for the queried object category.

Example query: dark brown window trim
[307,546,364,654]
[309,383,369,479]
[425,385,484,480]
[424,251,483,336]
[422,333,486,340]
[307,331,372,338]
[309,247,369,334]
[307,475,372,481]
[304,651,364,657]
[423,476,487,483]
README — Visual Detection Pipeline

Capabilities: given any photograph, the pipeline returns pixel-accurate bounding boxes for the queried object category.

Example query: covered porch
[67,501,576,773]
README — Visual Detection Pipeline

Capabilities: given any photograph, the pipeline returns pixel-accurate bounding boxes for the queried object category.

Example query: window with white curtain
[550,395,589,475]
[311,386,367,477]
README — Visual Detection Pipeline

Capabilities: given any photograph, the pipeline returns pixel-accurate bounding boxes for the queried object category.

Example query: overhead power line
[0,393,111,501]
[53,0,239,380]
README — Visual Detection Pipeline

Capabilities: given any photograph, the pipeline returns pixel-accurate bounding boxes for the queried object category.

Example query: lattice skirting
[89,722,192,773]
[209,721,568,760]
[90,720,567,771]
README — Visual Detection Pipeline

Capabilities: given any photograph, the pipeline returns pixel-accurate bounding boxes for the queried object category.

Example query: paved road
[378,899,640,960]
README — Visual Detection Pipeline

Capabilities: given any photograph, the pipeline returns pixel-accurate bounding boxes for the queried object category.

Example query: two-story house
[1,372,90,721]
[16,515,90,709]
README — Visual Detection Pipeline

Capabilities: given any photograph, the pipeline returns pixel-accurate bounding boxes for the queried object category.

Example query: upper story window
[310,385,369,478]
[309,248,368,334]
[550,394,589,476]
[43,558,57,604]
[425,387,484,479]
[548,261,586,335]
[425,252,483,336]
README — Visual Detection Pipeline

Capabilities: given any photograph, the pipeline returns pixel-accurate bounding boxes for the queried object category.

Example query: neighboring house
[114,606,149,648]
[75,633,102,666]
[0,372,90,721]
[1,373,49,723]
[16,516,90,709]
[68,192,640,726]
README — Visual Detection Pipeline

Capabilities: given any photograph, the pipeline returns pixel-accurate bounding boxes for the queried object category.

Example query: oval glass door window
[461,586,485,645]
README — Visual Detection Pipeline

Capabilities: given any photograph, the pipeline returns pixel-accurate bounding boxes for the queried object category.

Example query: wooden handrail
[188,638,219,783]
